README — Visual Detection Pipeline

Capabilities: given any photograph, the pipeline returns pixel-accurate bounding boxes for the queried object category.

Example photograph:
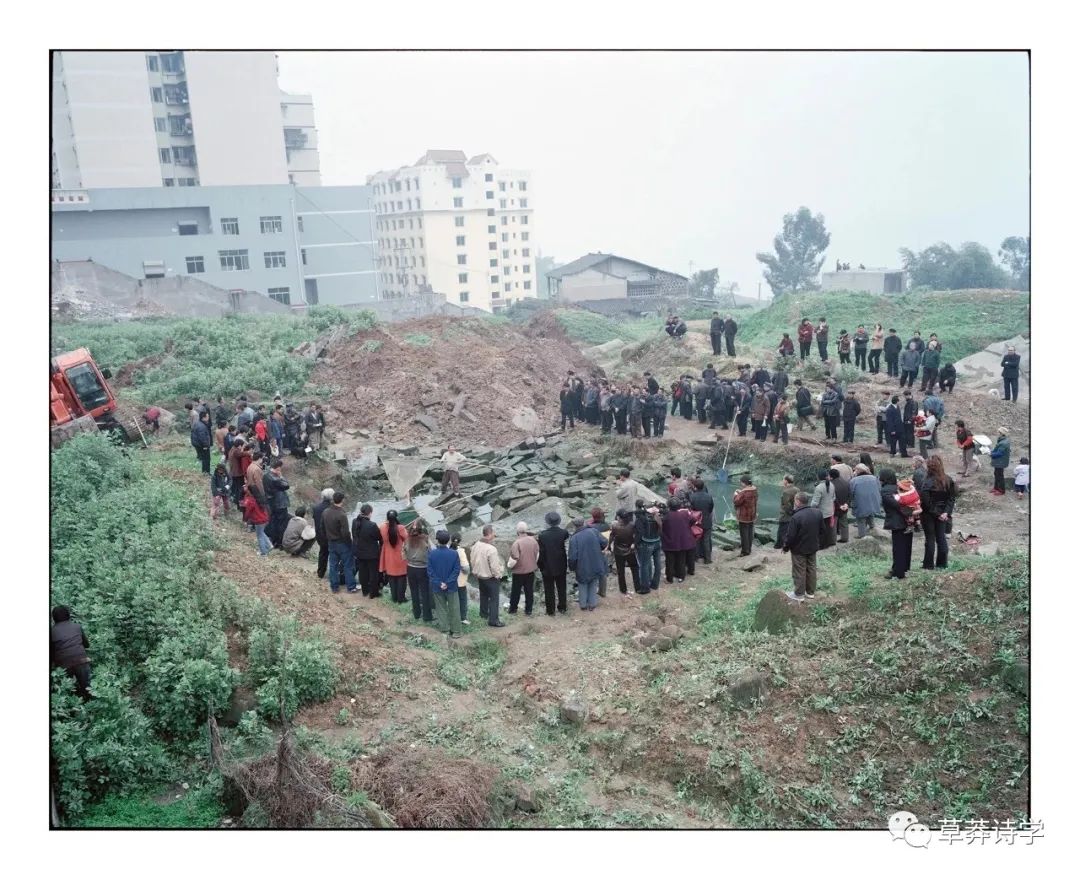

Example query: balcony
[163,84,189,105]
[284,128,308,150]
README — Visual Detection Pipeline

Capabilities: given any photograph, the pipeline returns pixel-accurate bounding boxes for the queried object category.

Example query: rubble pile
[315,315,601,448]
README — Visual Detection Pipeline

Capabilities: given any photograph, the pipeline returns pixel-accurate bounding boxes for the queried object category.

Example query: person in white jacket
[470,526,506,627]
[450,533,471,625]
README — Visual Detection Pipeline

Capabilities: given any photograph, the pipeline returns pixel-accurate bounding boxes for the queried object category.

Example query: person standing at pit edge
[723,314,738,356]
[508,522,540,616]
[782,492,827,602]
[989,427,1011,495]
[815,317,830,361]
[733,474,759,557]
[1001,345,1022,401]
[710,311,724,356]
[537,511,571,616]
[775,474,798,549]
[471,525,507,627]
[427,530,462,639]
[797,318,814,360]
[323,492,357,594]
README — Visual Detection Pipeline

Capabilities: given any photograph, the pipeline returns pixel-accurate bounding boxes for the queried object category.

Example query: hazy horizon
[277,50,1029,295]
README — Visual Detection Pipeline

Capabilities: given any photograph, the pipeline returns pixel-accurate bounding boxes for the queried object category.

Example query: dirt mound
[316,315,601,447]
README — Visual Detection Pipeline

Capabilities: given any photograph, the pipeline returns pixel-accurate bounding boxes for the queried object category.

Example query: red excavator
[50,348,124,448]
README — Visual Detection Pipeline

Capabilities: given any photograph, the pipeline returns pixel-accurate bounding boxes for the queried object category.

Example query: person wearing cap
[537,511,571,615]
[508,523,540,616]
[427,530,463,638]
[282,507,317,557]
[1000,345,1021,401]
[989,428,1011,495]
[312,488,334,580]
[849,464,883,538]
[568,517,609,611]
[51,606,91,700]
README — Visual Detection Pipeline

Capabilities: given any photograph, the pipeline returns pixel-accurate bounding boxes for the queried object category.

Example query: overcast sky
[277,51,1029,296]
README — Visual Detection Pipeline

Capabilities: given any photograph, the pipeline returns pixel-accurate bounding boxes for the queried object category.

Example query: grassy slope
[737,289,1030,363]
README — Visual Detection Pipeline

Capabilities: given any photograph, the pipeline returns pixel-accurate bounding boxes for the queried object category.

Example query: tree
[756,207,831,298]
[689,268,719,299]
[998,236,1030,290]
[899,241,1011,290]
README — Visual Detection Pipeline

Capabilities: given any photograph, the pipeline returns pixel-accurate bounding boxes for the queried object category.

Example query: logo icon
[889,811,931,847]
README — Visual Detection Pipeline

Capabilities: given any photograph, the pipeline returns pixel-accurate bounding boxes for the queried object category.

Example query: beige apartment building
[368,150,536,312]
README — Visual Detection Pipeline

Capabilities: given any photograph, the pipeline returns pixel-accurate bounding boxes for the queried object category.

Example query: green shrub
[247,618,339,720]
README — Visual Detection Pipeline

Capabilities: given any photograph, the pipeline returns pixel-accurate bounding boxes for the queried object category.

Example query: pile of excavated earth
[313,314,600,449]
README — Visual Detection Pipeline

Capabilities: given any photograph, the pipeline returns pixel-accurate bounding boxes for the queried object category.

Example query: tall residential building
[367,150,536,313]
[51,51,321,190]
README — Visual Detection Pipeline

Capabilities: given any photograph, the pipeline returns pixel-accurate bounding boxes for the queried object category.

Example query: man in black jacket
[782,493,827,600]
[191,411,212,474]
[709,382,729,429]
[688,478,715,564]
[51,606,91,700]
[772,365,789,396]
[1001,345,1021,401]
[885,395,908,457]
[794,380,816,431]
[842,390,861,443]
[634,501,663,591]
[751,365,771,390]
[263,460,291,548]
[882,329,902,378]
[351,503,383,597]
[710,312,724,355]
[312,488,334,579]
[537,511,571,615]
[723,315,738,356]
[902,390,917,449]
[323,492,357,593]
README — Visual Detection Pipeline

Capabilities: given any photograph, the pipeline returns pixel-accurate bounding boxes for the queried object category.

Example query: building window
[220,217,240,235]
[502,249,509,258]
[458,273,468,284]
[524,265,531,273]
[490,275,498,283]
[147,55,159,72]
[524,280,532,290]
[503,267,511,276]
[489,259,497,268]
[501,217,508,226]
[268,287,291,305]
[414,178,420,189]
[185,256,205,274]
[499,199,507,209]
[418,218,423,229]
[178,222,199,236]
[519,181,527,191]
[453,197,464,208]
[163,178,175,187]
[488,242,497,251]
[305,279,319,304]
[297,215,304,232]
[454,216,465,228]
[301,248,307,265]
[522,232,529,241]
[455,235,466,246]
[452,177,462,188]
[504,283,511,292]
[164,83,189,105]
[499,182,506,192]
[501,233,509,243]
[160,52,184,73]
[260,215,283,234]
[520,198,528,208]
[522,248,531,257]
[484,173,493,182]
[457,254,467,265]
[172,145,196,165]
[459,291,469,303]
[488,225,496,234]
[154,117,167,133]
[151,87,163,103]
[408,219,414,229]
[486,191,494,200]
[420,257,425,267]
[487,208,495,217]
[158,147,170,163]
[419,238,424,248]
[264,251,287,269]
[178,177,197,187]
[219,249,249,271]
[521,215,529,225]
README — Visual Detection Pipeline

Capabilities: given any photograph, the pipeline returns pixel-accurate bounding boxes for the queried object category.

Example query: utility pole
[757,282,762,303]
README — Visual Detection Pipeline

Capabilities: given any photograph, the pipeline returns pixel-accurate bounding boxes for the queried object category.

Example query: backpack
[688,509,704,540]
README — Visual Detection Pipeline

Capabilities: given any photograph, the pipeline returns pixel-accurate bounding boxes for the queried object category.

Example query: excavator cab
[50,348,122,447]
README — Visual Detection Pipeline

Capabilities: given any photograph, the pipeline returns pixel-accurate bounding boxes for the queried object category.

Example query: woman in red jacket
[778,333,795,357]
[379,510,409,604]
[241,485,271,556]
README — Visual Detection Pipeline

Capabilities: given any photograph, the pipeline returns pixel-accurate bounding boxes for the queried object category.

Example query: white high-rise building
[52,51,321,190]
[368,150,536,313]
